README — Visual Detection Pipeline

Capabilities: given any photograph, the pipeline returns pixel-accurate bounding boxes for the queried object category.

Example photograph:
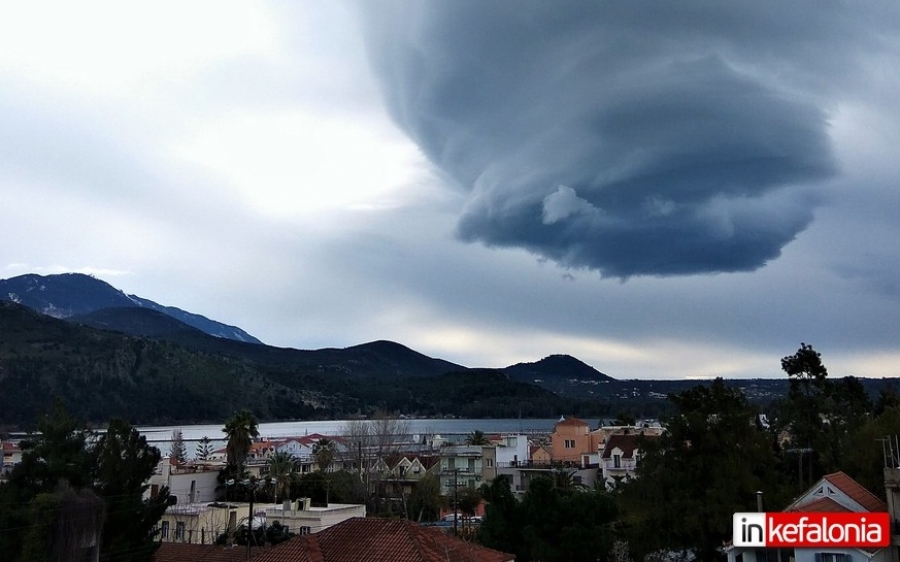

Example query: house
[148,456,221,505]
[1,439,22,479]
[248,517,514,562]
[725,471,891,562]
[372,454,441,497]
[550,416,595,466]
[599,433,658,490]
[439,445,497,495]
[270,434,351,473]
[263,499,366,535]
[492,434,529,468]
[156,502,255,545]
[529,444,551,466]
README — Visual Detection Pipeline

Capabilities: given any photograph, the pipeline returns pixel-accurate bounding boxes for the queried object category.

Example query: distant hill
[0,301,543,427]
[504,354,615,394]
[0,273,262,344]
[0,300,315,426]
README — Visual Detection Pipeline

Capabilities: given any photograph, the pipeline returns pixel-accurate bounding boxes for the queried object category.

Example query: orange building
[550,416,596,464]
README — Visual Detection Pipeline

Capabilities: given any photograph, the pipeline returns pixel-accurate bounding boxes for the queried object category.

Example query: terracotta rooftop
[789,496,852,513]
[785,471,888,513]
[152,542,262,562]
[554,416,588,427]
[250,517,514,562]
[822,471,887,512]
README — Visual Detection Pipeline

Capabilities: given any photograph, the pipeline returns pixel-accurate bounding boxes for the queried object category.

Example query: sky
[2,1,900,380]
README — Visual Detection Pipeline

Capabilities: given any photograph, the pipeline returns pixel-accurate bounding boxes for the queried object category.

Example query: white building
[148,456,221,505]
[492,434,529,467]
[264,499,366,535]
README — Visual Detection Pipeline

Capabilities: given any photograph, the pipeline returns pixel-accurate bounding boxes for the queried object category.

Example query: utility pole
[453,468,459,536]
[246,485,254,560]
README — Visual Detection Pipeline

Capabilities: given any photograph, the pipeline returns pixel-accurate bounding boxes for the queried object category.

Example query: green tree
[327,470,369,505]
[312,438,336,473]
[0,408,169,562]
[777,344,870,487]
[477,475,520,556]
[842,405,900,499]
[168,429,187,463]
[223,410,259,472]
[465,430,491,446]
[8,403,93,495]
[479,474,617,562]
[21,483,106,562]
[456,485,482,518]
[0,404,95,560]
[92,418,171,562]
[407,472,443,522]
[267,452,295,503]
[195,435,214,461]
[618,379,788,562]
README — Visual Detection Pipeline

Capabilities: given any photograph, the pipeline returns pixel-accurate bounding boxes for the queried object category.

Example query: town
[4,343,900,562]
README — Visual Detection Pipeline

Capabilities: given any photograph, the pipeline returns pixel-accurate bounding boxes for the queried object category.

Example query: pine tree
[195,435,214,462]
[168,429,187,464]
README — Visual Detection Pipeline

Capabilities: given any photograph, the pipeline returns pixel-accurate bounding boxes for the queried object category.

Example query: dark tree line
[476,343,898,562]
[0,405,171,562]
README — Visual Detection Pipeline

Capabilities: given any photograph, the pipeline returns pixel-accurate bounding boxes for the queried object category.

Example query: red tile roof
[152,542,262,562]
[250,517,514,562]
[788,496,851,513]
[600,434,657,460]
[823,471,887,512]
[554,416,588,427]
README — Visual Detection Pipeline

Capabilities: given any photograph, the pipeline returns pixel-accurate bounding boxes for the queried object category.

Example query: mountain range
[3,272,885,429]
[0,273,261,343]
[0,273,618,427]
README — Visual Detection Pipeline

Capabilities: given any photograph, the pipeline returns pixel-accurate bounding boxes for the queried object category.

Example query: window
[161,521,170,539]
[175,522,185,541]
[815,554,849,562]
[299,526,311,535]
[486,458,494,468]
[565,439,575,449]
[613,454,621,468]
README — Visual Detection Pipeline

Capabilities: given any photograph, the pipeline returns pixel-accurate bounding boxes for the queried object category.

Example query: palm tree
[552,468,585,490]
[312,438,336,473]
[267,452,295,504]
[223,410,260,471]
[465,430,490,446]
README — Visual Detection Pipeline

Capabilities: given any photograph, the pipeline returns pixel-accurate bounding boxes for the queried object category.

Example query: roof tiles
[823,471,887,513]
[251,517,513,562]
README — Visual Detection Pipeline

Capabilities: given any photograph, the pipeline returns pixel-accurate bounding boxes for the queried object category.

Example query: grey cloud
[358,1,892,277]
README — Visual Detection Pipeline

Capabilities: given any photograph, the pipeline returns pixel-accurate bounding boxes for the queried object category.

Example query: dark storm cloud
[359,1,889,277]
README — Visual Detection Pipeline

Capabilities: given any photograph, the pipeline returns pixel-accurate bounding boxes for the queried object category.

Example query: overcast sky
[2,1,899,380]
